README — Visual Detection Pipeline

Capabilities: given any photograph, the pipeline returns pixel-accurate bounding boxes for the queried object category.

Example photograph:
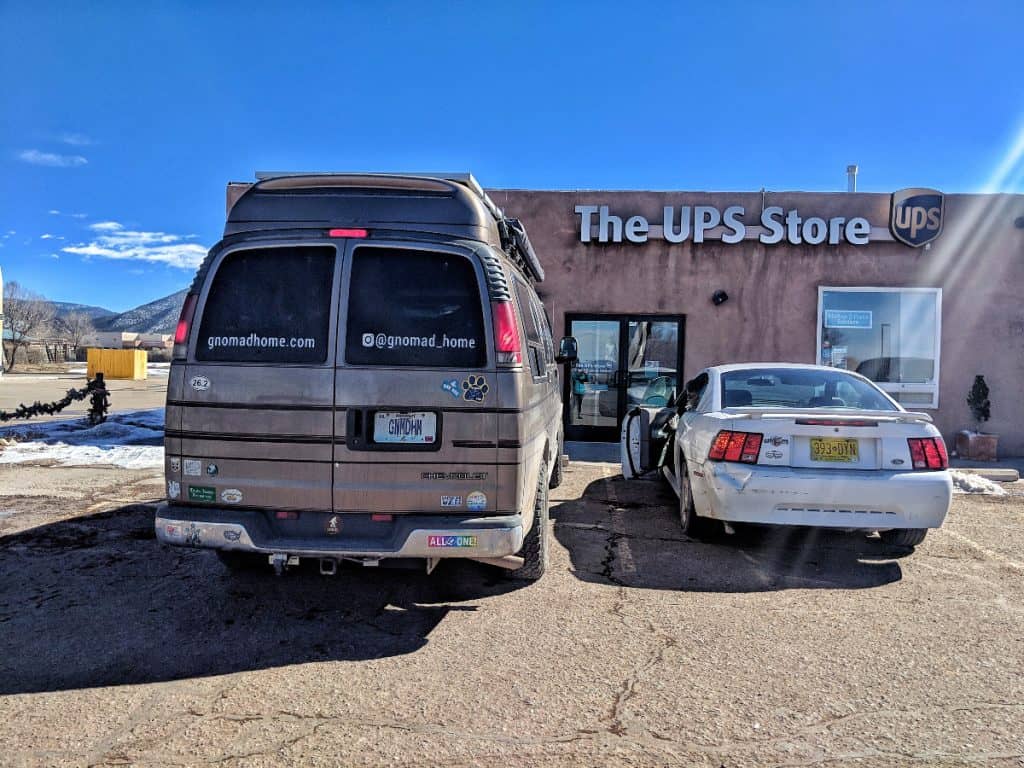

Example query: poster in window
[831,346,848,369]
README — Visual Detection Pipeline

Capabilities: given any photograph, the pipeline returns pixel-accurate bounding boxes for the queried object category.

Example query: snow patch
[65,363,169,377]
[0,408,164,469]
[951,470,1008,496]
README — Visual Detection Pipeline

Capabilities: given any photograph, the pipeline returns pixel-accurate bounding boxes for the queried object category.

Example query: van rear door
[173,244,339,512]
[333,243,499,515]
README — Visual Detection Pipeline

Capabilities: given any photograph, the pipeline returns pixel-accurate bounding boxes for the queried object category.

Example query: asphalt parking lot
[1,438,1023,767]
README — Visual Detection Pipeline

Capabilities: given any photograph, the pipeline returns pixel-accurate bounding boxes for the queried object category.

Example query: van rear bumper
[154,503,524,559]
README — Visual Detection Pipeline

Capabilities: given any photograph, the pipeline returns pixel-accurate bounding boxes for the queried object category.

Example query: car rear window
[195,246,334,363]
[345,247,486,367]
[721,368,898,411]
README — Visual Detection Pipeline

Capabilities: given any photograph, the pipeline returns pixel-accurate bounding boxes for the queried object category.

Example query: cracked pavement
[1,458,1023,767]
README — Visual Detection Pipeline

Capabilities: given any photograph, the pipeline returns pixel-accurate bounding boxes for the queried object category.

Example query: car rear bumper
[154,503,524,559]
[699,463,952,530]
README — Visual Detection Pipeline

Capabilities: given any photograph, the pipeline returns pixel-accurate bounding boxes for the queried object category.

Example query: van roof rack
[252,171,545,282]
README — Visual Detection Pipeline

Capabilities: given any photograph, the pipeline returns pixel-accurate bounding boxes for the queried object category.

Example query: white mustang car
[622,363,952,547]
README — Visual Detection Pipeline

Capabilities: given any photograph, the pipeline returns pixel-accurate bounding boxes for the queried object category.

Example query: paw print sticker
[462,375,489,402]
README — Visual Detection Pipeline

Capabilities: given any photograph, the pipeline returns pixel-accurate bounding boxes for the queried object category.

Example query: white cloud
[90,220,124,232]
[18,149,88,167]
[59,132,93,146]
[40,233,64,240]
[63,223,207,269]
[48,209,61,215]
[71,213,88,219]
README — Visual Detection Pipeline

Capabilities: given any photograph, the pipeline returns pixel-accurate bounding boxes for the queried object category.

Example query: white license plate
[373,411,437,444]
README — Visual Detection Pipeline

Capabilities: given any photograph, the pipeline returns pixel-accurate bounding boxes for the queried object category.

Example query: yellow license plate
[810,437,859,462]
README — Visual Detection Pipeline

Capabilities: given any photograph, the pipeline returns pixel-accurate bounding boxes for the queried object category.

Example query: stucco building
[490,188,1024,453]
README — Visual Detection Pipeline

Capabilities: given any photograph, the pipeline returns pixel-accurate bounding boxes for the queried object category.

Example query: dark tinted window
[196,246,334,363]
[721,368,898,411]
[514,280,545,377]
[346,248,486,367]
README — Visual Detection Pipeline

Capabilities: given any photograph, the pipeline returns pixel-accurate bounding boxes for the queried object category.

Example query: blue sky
[2,1,1022,312]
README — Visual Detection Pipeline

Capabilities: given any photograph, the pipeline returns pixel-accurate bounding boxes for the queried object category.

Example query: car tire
[511,461,550,581]
[216,550,267,571]
[677,456,710,538]
[549,438,564,489]
[880,528,928,547]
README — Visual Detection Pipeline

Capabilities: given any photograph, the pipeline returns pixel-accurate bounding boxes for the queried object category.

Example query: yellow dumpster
[86,348,148,380]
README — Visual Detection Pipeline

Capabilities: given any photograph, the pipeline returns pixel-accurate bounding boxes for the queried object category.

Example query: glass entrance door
[564,314,685,442]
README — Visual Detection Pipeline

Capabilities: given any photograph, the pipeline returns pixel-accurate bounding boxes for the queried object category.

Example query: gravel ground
[0,458,1022,767]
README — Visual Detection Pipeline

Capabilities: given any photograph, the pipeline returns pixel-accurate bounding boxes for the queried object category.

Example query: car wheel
[548,438,564,490]
[216,550,267,571]
[677,458,708,538]
[511,460,550,581]
[880,528,928,547]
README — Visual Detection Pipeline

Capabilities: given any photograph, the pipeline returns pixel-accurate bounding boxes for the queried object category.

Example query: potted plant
[955,375,999,461]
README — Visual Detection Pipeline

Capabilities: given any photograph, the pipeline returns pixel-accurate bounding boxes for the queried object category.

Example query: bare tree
[2,281,57,371]
[55,311,96,359]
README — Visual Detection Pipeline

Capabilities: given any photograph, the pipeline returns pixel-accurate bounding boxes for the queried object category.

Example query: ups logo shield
[890,188,944,247]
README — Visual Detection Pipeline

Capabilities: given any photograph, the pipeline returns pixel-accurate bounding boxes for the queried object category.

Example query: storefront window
[817,287,941,408]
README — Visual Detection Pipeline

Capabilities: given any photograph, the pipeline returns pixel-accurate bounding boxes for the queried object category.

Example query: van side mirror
[555,336,578,364]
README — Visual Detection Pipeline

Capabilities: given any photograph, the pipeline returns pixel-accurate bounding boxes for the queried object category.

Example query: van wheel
[880,528,928,547]
[548,440,564,489]
[511,461,550,581]
[216,550,267,571]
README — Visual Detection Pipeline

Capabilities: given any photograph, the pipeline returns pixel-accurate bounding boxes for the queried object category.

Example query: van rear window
[195,246,334,363]
[345,248,486,367]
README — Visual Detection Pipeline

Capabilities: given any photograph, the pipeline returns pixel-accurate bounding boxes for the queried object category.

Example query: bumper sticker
[221,488,243,504]
[442,379,461,399]
[428,535,478,548]
[169,457,180,473]
[188,485,216,502]
[183,459,202,476]
[467,491,487,511]
[167,480,181,500]
[462,375,489,402]
[441,495,463,508]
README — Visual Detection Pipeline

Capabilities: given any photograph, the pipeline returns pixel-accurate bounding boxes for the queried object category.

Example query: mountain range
[52,290,188,334]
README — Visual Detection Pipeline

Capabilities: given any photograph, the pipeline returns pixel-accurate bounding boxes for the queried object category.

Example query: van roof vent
[243,172,545,283]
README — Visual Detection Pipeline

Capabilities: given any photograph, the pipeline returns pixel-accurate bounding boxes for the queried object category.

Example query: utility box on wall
[86,348,148,380]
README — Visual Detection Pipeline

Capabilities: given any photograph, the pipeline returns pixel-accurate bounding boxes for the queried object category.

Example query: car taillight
[328,228,368,238]
[708,430,763,464]
[172,293,198,358]
[491,301,522,365]
[907,437,948,470]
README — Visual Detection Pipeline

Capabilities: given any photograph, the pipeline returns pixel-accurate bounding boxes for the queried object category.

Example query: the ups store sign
[890,187,944,247]
[574,187,946,248]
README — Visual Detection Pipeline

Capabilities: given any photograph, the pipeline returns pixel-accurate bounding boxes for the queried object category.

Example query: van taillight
[492,301,522,365]
[172,293,197,358]
[708,430,763,464]
[907,437,948,470]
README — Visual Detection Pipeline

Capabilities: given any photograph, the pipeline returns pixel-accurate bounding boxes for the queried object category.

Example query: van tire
[511,461,550,581]
[880,528,928,547]
[216,550,267,571]
[548,439,564,489]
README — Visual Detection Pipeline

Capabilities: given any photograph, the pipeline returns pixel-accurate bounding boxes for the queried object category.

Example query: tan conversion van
[155,173,576,580]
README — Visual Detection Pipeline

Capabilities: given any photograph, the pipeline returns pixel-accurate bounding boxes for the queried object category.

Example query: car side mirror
[555,336,578,364]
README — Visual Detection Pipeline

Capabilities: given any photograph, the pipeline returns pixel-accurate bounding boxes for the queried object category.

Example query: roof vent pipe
[846,164,859,193]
